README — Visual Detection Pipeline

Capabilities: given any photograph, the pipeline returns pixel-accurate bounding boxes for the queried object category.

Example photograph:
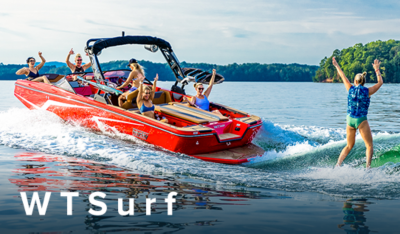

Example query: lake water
[1,80,400,233]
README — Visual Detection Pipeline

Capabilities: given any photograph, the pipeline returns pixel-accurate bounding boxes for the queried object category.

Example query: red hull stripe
[16,83,262,139]
[15,83,218,138]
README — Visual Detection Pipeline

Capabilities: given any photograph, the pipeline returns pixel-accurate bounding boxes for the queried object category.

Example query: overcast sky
[1,0,400,65]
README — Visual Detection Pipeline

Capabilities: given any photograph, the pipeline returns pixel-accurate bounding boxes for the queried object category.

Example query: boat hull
[14,80,263,164]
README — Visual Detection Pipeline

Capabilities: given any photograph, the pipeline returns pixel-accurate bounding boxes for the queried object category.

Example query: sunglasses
[198,88,204,90]
[29,60,35,62]
[77,59,82,61]
[145,92,151,95]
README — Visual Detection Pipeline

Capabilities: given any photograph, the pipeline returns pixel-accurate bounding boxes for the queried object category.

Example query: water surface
[1,81,400,233]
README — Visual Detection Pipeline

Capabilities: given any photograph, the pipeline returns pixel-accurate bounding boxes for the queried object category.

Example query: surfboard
[364,145,400,168]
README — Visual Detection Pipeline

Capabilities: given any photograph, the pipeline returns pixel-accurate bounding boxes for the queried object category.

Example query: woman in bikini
[184,68,221,115]
[333,57,383,168]
[117,58,145,107]
[137,74,168,123]
[15,52,52,84]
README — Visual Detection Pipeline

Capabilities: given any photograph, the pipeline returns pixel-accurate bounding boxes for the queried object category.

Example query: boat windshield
[104,70,131,79]
[53,78,76,94]
[75,76,123,95]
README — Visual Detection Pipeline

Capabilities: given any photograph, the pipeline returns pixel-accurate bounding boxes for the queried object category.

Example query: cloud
[1,0,400,65]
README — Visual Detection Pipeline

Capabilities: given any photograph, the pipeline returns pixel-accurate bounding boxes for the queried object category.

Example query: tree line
[314,39,400,83]
[0,61,318,82]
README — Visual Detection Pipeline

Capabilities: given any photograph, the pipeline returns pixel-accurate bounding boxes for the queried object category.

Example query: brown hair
[354,72,367,86]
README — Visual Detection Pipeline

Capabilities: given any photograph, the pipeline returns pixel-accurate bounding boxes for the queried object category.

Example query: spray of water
[1,108,400,198]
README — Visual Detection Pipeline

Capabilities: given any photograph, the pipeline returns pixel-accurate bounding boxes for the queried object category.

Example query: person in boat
[15,52,52,85]
[66,49,92,82]
[183,68,222,115]
[66,48,92,73]
[137,74,168,123]
[333,57,383,168]
[117,58,145,107]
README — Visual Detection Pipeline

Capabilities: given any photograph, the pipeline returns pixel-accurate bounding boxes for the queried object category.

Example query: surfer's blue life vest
[347,85,370,118]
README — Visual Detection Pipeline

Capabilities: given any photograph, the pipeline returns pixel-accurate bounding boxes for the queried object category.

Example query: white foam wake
[1,108,400,198]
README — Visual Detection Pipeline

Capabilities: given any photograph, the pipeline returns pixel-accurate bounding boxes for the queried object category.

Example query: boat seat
[169,102,229,121]
[153,90,172,105]
[121,89,139,110]
[171,92,183,102]
[43,74,65,83]
[155,104,216,124]
[121,90,172,110]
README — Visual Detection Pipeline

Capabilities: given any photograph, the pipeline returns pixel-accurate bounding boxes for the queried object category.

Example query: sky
[1,0,400,65]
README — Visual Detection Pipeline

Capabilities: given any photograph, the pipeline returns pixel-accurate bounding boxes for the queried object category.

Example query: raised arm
[82,61,92,71]
[15,67,29,75]
[137,80,144,105]
[36,52,46,70]
[65,48,75,71]
[368,59,383,96]
[204,69,216,98]
[332,57,352,91]
[151,74,158,100]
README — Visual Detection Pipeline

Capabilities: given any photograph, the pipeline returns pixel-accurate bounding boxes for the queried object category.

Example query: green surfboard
[365,145,400,168]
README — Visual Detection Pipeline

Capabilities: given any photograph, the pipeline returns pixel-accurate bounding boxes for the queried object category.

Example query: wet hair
[130,62,145,76]
[193,83,203,89]
[26,57,35,63]
[355,72,367,86]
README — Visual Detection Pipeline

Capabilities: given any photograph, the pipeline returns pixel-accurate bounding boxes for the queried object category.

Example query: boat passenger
[66,48,92,73]
[117,58,145,107]
[66,48,92,81]
[137,74,168,123]
[333,57,383,169]
[183,69,222,115]
[15,52,52,85]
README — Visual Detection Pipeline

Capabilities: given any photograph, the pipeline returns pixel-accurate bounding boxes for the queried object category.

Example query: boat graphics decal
[91,116,143,127]
[132,129,149,140]
[15,83,218,138]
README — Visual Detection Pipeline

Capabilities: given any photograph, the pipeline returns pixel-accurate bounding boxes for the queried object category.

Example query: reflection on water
[338,199,373,234]
[8,152,278,233]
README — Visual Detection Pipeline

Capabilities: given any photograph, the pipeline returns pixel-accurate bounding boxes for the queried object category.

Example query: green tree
[314,39,400,83]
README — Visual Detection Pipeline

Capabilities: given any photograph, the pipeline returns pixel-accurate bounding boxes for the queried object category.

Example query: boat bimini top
[84,33,224,94]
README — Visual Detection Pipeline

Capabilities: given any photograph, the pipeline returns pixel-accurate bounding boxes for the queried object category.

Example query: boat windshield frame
[84,35,185,86]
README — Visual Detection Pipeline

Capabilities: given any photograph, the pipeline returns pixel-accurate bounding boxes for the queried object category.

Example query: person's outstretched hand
[372,59,381,71]
[154,74,159,82]
[212,69,216,75]
[332,57,339,67]
[69,48,74,55]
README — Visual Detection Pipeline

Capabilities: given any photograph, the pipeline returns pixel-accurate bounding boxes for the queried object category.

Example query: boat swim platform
[190,144,265,164]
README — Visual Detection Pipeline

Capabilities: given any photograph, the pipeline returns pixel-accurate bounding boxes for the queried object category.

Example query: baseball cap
[127,58,137,67]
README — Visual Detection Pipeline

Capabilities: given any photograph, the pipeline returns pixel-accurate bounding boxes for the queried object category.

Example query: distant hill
[0,60,318,82]
[43,61,67,67]
[314,39,400,83]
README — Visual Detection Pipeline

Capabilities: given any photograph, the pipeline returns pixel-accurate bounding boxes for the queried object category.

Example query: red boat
[14,35,264,164]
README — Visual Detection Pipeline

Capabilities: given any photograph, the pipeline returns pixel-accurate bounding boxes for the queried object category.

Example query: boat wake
[1,108,400,198]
